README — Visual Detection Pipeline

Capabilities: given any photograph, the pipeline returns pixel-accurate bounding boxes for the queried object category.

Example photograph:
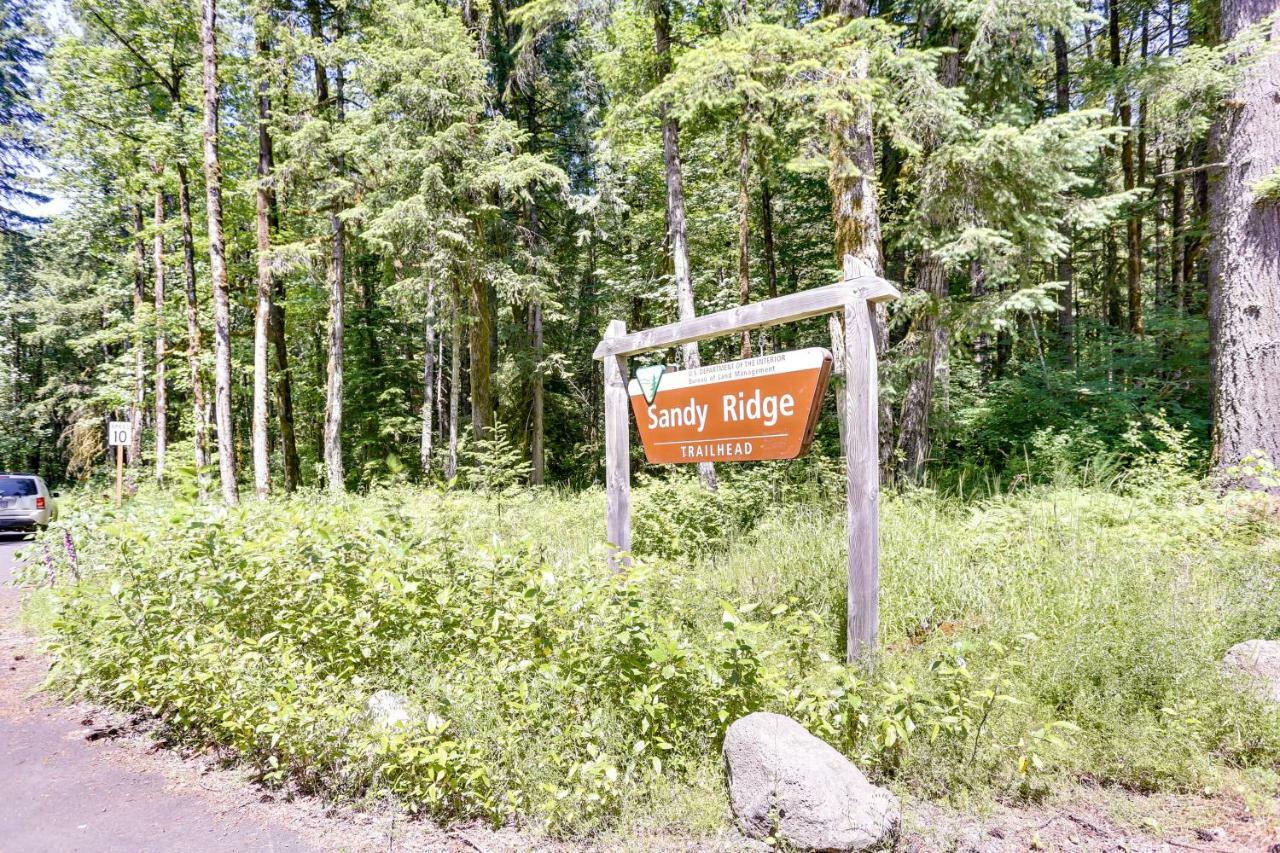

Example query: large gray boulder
[723,712,900,852]
[1223,640,1280,703]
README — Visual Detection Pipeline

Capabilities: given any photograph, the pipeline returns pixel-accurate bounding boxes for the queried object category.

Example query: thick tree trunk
[824,0,890,469]
[737,128,752,358]
[151,179,167,486]
[895,254,946,483]
[175,163,209,496]
[894,34,959,485]
[655,0,716,490]
[1054,29,1074,351]
[129,203,146,471]
[252,23,273,498]
[1208,0,1280,475]
[200,0,239,505]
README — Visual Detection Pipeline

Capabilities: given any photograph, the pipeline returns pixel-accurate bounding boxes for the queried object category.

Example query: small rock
[364,689,412,729]
[723,711,900,852]
[1193,826,1226,843]
[1222,640,1280,703]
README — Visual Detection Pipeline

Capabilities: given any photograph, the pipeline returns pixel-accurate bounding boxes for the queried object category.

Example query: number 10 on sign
[108,421,131,507]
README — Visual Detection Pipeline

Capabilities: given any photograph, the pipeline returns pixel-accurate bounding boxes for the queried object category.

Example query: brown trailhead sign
[629,348,832,464]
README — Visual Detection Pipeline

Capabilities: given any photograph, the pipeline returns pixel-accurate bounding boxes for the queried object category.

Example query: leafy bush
[24,476,1280,837]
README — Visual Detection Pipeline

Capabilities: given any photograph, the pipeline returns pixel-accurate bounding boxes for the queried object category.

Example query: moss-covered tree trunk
[1209,0,1280,477]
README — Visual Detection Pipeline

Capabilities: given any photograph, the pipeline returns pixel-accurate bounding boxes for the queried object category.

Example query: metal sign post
[108,421,132,508]
[594,264,898,663]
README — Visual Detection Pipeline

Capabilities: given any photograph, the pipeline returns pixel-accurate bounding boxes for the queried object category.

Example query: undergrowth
[16,471,1280,837]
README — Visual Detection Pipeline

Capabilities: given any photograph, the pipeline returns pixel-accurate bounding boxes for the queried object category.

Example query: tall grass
[20,476,1280,835]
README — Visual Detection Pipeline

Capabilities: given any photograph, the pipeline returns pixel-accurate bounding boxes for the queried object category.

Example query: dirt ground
[2,537,1277,852]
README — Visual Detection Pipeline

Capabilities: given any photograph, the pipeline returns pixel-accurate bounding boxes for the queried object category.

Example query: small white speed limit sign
[108,421,132,447]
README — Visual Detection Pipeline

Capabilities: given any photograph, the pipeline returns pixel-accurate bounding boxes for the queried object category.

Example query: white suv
[0,474,59,533]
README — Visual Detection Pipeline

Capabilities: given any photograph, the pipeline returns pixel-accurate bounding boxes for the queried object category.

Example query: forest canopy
[1,0,1278,497]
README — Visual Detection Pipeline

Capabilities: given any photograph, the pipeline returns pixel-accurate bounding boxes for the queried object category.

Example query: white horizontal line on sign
[653,433,788,446]
[628,348,830,397]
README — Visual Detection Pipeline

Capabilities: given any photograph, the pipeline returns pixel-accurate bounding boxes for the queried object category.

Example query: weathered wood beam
[602,319,632,570]
[592,277,900,360]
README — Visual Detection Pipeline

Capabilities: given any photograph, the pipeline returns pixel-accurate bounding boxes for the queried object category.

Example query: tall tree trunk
[761,177,778,302]
[252,21,273,498]
[824,0,890,468]
[263,137,299,492]
[468,260,492,441]
[420,273,436,473]
[531,301,544,483]
[895,255,946,482]
[737,127,752,358]
[151,177,167,486]
[655,0,716,490]
[308,4,346,492]
[200,0,239,505]
[447,282,461,478]
[761,177,780,352]
[1054,29,1074,352]
[894,31,959,485]
[1208,0,1280,476]
[175,163,209,497]
[1171,146,1186,310]
[1111,0,1144,336]
[129,202,146,471]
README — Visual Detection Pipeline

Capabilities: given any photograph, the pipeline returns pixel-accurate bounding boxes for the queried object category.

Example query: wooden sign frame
[594,264,900,662]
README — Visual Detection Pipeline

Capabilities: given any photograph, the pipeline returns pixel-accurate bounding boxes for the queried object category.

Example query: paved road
[0,534,28,584]
[0,534,319,853]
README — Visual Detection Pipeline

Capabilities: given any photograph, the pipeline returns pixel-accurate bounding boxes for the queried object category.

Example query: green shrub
[25,477,1280,836]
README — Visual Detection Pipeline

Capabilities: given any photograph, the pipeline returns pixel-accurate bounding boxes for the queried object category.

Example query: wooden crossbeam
[592,277,900,361]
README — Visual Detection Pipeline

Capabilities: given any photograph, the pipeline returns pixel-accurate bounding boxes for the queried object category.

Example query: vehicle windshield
[0,477,38,497]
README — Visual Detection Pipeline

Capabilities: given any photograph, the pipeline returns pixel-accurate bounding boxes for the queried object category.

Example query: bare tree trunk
[895,255,946,483]
[200,0,239,505]
[151,178,167,486]
[447,283,461,479]
[531,301,544,484]
[761,177,778,302]
[1111,0,1144,337]
[737,128,752,358]
[824,0,889,469]
[1208,0,1280,476]
[894,34,959,485]
[468,264,492,441]
[655,0,716,491]
[176,163,209,497]
[420,275,436,473]
[252,21,273,498]
[1054,29,1074,352]
[1171,146,1186,310]
[129,203,146,471]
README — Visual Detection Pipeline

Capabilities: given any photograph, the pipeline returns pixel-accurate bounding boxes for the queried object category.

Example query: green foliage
[1253,168,1280,204]
[28,475,1280,836]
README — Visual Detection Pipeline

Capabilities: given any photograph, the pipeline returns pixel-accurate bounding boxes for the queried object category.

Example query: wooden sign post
[594,265,899,663]
[108,420,131,509]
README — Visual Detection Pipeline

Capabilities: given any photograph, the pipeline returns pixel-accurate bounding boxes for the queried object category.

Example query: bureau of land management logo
[635,363,666,405]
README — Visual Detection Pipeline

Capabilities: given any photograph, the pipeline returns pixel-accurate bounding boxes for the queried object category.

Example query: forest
[1,0,1275,496]
[4,0,1280,846]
